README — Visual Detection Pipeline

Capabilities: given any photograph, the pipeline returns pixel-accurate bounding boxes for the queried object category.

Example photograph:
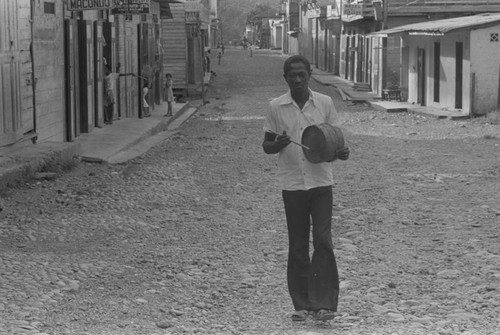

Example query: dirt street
[0,48,499,335]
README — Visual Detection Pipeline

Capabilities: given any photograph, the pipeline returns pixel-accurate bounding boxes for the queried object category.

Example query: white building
[372,13,500,116]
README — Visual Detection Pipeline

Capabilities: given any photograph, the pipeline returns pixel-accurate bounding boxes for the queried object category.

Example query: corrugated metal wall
[161,3,187,96]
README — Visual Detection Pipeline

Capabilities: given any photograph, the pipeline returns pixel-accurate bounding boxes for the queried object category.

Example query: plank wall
[32,1,66,142]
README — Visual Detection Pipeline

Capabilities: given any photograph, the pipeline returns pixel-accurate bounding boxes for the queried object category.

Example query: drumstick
[267,130,310,151]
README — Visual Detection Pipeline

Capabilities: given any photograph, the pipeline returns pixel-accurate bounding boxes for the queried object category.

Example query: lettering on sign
[343,4,363,16]
[112,0,150,14]
[67,0,113,11]
[67,0,150,13]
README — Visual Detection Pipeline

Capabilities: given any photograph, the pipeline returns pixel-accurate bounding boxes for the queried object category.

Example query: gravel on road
[0,48,499,335]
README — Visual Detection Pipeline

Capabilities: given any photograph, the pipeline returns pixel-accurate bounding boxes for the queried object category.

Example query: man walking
[262,55,349,322]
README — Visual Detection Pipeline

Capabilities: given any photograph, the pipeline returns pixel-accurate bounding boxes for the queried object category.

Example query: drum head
[301,124,344,163]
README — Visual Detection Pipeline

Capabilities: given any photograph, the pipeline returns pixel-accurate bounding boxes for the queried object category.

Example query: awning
[370,13,500,37]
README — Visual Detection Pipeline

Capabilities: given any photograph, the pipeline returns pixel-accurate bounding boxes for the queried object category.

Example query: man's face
[284,62,311,95]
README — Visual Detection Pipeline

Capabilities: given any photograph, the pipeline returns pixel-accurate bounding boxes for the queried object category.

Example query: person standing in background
[103,66,135,125]
[164,73,174,117]
[143,81,152,118]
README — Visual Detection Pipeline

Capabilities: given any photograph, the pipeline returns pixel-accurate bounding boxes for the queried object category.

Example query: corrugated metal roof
[371,13,500,36]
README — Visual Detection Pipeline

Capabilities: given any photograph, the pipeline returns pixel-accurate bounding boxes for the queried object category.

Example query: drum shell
[301,124,345,163]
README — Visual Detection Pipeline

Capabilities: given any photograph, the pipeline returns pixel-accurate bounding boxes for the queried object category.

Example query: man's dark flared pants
[282,186,339,312]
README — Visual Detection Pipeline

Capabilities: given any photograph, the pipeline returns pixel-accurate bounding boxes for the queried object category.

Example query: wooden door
[276,26,282,51]
[455,42,463,109]
[312,19,318,68]
[328,33,335,73]
[94,20,104,127]
[124,36,137,118]
[348,36,356,81]
[78,20,95,133]
[417,48,426,106]
[154,23,161,106]
[340,35,347,78]
[401,45,409,100]
[103,21,117,116]
[138,23,148,118]
[64,19,80,141]
[345,35,350,80]
[371,37,382,95]
[320,23,327,71]
[356,35,363,83]
[363,36,371,84]
[145,24,160,110]
[0,0,24,146]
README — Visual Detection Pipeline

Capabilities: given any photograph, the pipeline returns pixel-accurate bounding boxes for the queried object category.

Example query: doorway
[77,20,95,133]
[64,19,80,141]
[417,48,426,106]
[455,42,463,109]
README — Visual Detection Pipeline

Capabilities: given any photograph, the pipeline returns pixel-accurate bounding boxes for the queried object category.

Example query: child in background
[164,73,174,117]
[143,81,152,118]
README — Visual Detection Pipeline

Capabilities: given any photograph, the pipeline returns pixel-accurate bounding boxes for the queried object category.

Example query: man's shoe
[313,309,335,321]
[291,310,309,322]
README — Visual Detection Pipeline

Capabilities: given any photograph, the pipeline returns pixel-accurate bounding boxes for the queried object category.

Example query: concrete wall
[470,26,500,115]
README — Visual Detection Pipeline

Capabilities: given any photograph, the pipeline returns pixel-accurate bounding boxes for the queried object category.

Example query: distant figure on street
[204,50,212,75]
[103,66,135,125]
[249,44,254,57]
[164,73,174,117]
[262,55,350,322]
[217,51,222,65]
[143,81,152,118]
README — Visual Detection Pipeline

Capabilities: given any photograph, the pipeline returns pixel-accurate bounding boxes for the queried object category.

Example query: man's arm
[262,131,290,155]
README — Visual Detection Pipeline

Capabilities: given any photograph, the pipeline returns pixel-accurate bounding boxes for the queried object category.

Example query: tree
[218,0,279,45]
[246,3,278,48]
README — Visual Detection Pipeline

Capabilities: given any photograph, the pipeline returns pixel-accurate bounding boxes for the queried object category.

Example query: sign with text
[343,3,363,16]
[66,0,150,13]
[67,0,113,11]
[112,0,150,15]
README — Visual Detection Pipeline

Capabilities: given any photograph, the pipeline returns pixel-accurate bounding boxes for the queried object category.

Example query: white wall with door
[405,32,471,114]
[470,25,500,115]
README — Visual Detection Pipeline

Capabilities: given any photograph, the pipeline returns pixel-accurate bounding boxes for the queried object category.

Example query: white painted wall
[405,32,471,114]
[470,25,500,115]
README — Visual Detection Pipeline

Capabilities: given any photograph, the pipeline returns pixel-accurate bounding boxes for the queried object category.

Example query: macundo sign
[67,0,113,11]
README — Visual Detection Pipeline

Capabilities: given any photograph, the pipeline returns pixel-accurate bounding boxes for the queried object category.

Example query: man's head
[283,55,312,95]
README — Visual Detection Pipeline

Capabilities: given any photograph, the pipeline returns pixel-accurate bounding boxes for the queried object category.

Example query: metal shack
[160,0,210,101]
[161,1,188,100]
